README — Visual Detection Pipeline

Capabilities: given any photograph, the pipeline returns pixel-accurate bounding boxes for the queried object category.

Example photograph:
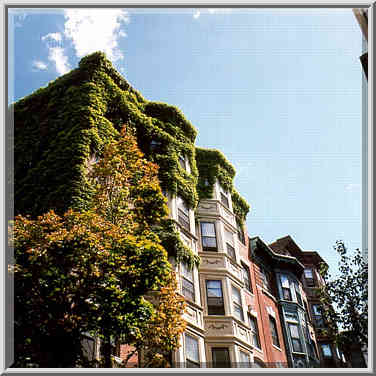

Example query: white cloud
[193,10,201,19]
[32,60,48,71]
[41,32,62,43]
[63,9,129,61]
[47,47,70,75]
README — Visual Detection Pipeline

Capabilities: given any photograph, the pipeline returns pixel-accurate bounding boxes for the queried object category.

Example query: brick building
[269,236,345,367]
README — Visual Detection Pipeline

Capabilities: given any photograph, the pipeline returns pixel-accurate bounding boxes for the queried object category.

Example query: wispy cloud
[41,32,63,43]
[63,9,129,61]
[345,183,361,192]
[192,8,232,19]
[32,60,48,71]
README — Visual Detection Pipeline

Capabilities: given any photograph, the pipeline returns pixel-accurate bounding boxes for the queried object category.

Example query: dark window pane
[220,192,229,208]
[207,280,225,315]
[283,288,292,301]
[269,316,280,347]
[182,277,195,301]
[212,348,230,368]
[179,155,186,170]
[202,237,217,250]
[249,315,261,349]
[178,209,190,231]
[201,222,217,251]
[242,264,252,292]
[226,243,236,260]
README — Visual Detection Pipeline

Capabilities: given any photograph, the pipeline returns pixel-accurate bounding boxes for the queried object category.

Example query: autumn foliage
[12,127,186,367]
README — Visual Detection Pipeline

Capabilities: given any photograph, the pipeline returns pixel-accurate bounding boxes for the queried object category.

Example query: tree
[317,241,368,353]
[12,127,186,367]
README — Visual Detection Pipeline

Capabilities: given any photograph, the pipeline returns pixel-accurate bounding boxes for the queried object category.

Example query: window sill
[261,288,277,302]
[272,345,283,352]
[292,351,307,356]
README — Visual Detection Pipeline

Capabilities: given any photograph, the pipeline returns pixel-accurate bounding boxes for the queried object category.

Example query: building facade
[13,52,348,369]
[269,236,346,368]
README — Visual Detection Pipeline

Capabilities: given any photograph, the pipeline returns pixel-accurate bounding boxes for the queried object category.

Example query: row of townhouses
[14,52,351,368]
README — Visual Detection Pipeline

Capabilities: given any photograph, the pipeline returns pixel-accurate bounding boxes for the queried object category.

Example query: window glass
[225,229,236,260]
[232,286,244,321]
[177,198,190,231]
[304,269,313,278]
[225,229,234,245]
[206,280,225,315]
[249,315,261,349]
[294,282,303,305]
[185,334,200,367]
[289,323,303,353]
[239,351,251,368]
[237,222,245,244]
[179,154,186,170]
[281,275,290,288]
[241,263,252,292]
[220,192,229,208]
[200,222,217,251]
[181,263,195,302]
[269,316,280,347]
[212,348,230,368]
[260,268,271,292]
[321,344,332,358]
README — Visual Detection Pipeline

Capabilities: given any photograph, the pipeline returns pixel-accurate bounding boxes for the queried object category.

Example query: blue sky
[8,8,364,278]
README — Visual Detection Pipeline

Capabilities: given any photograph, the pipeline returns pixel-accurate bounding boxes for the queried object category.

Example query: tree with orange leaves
[12,127,186,368]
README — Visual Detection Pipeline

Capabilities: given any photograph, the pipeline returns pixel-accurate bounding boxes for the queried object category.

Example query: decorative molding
[207,323,228,330]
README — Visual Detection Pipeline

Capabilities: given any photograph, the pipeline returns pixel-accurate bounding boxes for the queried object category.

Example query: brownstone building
[269,235,345,367]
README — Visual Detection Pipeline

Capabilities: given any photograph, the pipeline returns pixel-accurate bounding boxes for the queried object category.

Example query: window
[181,263,195,302]
[260,267,271,292]
[239,351,251,368]
[304,301,311,321]
[280,275,292,301]
[312,305,324,328]
[150,139,161,152]
[241,263,252,292]
[288,323,303,353]
[232,286,244,321]
[177,198,190,231]
[212,348,231,368]
[206,280,225,315]
[225,228,236,261]
[200,222,217,251]
[185,334,200,367]
[304,269,315,286]
[237,222,245,244]
[294,282,303,306]
[220,192,229,209]
[321,344,332,358]
[248,315,261,349]
[269,316,280,348]
[179,154,186,170]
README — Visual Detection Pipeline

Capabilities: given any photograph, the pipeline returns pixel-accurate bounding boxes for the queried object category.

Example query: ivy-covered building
[13,52,343,368]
